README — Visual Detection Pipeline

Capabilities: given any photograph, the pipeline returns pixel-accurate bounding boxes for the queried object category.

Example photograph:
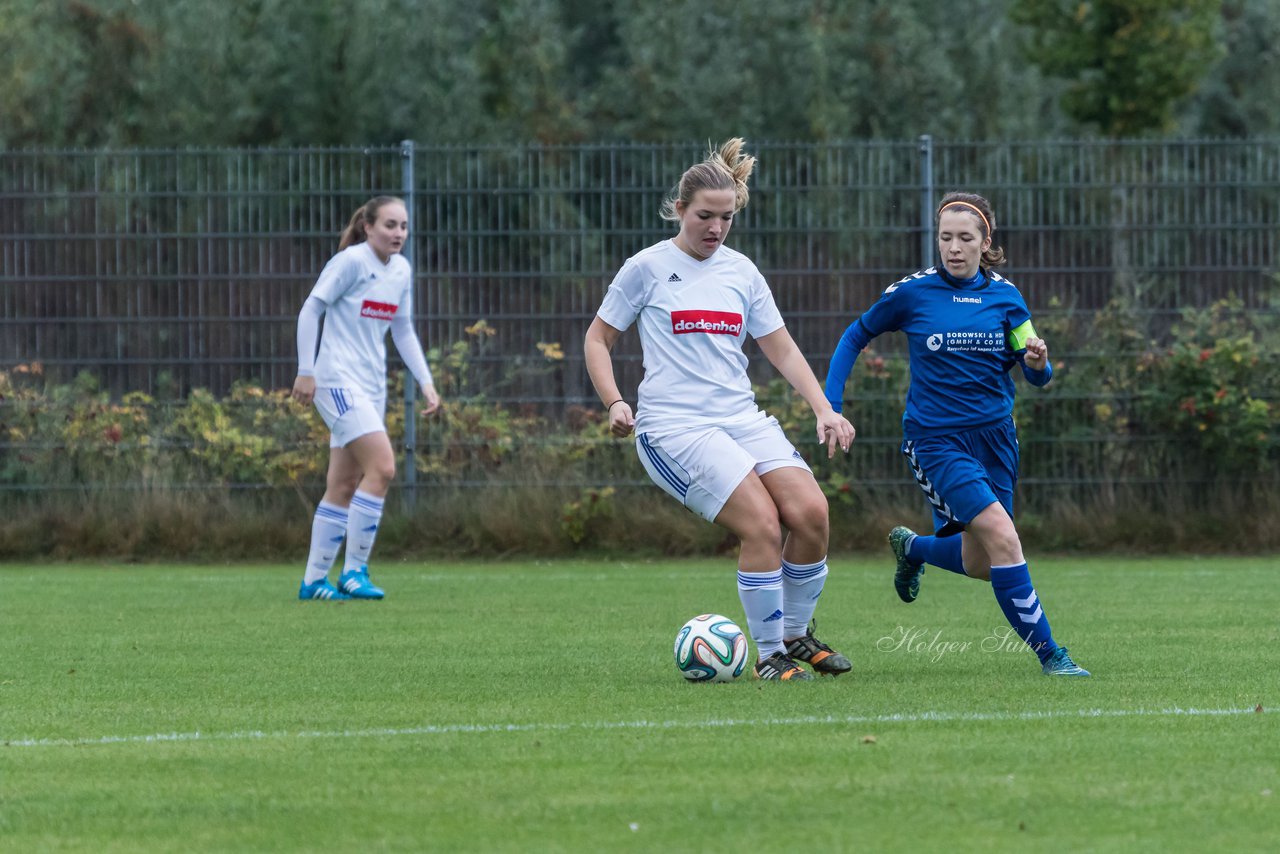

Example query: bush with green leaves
[1134,299,1275,473]
[1,301,1276,557]
[1019,294,1277,481]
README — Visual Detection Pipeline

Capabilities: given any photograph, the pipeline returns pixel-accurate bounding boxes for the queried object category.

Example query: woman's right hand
[291,374,316,405]
[609,401,636,438]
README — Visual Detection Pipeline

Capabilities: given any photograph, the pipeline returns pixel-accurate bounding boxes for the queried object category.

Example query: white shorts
[635,416,812,522]
[313,387,387,448]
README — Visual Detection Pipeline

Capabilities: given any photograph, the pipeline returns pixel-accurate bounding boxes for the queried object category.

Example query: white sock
[782,557,829,639]
[737,568,785,659]
[304,501,348,584]
[343,490,384,573]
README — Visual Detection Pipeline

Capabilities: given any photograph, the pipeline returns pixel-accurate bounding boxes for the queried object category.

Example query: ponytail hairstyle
[936,191,1006,268]
[338,195,405,251]
[660,138,757,222]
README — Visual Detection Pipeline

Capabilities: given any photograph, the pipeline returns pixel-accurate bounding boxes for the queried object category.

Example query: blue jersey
[824,266,1051,439]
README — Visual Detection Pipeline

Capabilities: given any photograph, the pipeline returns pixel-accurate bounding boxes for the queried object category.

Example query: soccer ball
[673,614,748,682]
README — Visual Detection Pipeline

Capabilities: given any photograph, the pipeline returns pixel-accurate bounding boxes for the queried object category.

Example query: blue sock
[989,562,1059,664]
[906,533,967,575]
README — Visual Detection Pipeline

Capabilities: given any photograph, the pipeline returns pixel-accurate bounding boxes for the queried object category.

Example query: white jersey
[308,242,413,398]
[596,239,785,435]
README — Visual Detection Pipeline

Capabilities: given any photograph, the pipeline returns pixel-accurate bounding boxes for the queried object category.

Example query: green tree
[1010,0,1223,136]
[1009,0,1225,317]
[473,0,582,143]
[145,1,352,145]
[807,0,1068,140]
[6,0,1278,146]
[587,0,1068,143]
[585,2,810,142]
[1181,0,1280,136]
[0,0,151,147]
[142,0,493,145]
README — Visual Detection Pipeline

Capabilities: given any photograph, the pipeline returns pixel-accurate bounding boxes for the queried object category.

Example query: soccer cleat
[298,579,350,601]
[752,651,814,681]
[889,525,925,603]
[785,622,853,676]
[338,567,385,600]
[1042,646,1091,677]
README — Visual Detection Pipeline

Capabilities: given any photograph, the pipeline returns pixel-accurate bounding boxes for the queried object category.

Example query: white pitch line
[4,705,1271,749]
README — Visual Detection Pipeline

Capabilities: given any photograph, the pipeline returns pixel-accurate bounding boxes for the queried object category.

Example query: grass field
[1,555,1276,852]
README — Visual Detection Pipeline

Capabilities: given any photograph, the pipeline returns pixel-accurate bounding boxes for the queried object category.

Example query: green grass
[1,556,1276,852]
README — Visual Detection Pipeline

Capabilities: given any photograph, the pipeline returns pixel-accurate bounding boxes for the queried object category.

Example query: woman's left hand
[817,410,856,459]
[419,383,441,416]
[1023,336,1049,371]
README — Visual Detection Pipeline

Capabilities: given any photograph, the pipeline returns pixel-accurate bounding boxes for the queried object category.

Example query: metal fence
[2,138,1278,499]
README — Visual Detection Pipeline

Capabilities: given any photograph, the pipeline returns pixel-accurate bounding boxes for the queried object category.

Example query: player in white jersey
[290,196,441,601]
[584,139,857,681]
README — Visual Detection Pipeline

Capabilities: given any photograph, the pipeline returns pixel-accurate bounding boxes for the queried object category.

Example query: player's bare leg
[716,473,812,681]
[332,431,395,600]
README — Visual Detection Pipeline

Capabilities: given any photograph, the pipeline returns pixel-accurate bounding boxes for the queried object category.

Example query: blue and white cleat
[1042,646,1091,677]
[298,579,350,601]
[338,567,385,600]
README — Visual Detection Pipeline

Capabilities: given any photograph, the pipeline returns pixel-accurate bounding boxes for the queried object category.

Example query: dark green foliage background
[4,1,1280,148]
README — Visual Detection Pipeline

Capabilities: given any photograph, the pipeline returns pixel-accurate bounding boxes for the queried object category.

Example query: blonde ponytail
[660,138,757,222]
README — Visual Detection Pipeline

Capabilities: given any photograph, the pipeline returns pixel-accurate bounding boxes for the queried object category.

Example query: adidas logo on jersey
[668,273,682,282]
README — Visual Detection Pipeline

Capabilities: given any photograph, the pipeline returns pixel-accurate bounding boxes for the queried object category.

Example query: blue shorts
[901,418,1019,537]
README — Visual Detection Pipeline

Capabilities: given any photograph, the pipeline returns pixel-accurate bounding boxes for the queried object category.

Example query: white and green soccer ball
[673,614,748,682]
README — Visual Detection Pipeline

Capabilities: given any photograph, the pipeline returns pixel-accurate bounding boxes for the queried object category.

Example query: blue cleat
[889,526,925,603]
[1042,646,1091,677]
[338,567,385,600]
[298,579,350,601]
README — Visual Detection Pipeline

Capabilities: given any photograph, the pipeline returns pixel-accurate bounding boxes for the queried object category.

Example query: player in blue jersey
[825,192,1089,677]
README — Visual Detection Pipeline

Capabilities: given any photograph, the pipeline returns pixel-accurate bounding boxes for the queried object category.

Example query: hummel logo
[1013,590,1043,624]
[668,273,682,282]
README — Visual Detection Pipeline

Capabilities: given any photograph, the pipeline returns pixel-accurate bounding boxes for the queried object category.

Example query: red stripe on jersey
[360,300,398,321]
[671,310,743,336]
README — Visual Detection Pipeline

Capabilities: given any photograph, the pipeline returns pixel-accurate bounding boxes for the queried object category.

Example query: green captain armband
[1009,319,1038,351]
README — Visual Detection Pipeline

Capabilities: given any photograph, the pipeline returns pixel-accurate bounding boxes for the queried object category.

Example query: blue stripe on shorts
[639,433,689,498]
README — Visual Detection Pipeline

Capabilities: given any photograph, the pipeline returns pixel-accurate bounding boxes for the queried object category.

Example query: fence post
[918,134,934,270]
[916,134,938,524]
[400,139,418,514]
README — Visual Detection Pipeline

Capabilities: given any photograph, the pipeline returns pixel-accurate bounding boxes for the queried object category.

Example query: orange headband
[939,201,991,237]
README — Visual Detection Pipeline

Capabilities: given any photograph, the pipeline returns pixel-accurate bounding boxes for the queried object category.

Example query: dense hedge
[1,298,1276,559]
